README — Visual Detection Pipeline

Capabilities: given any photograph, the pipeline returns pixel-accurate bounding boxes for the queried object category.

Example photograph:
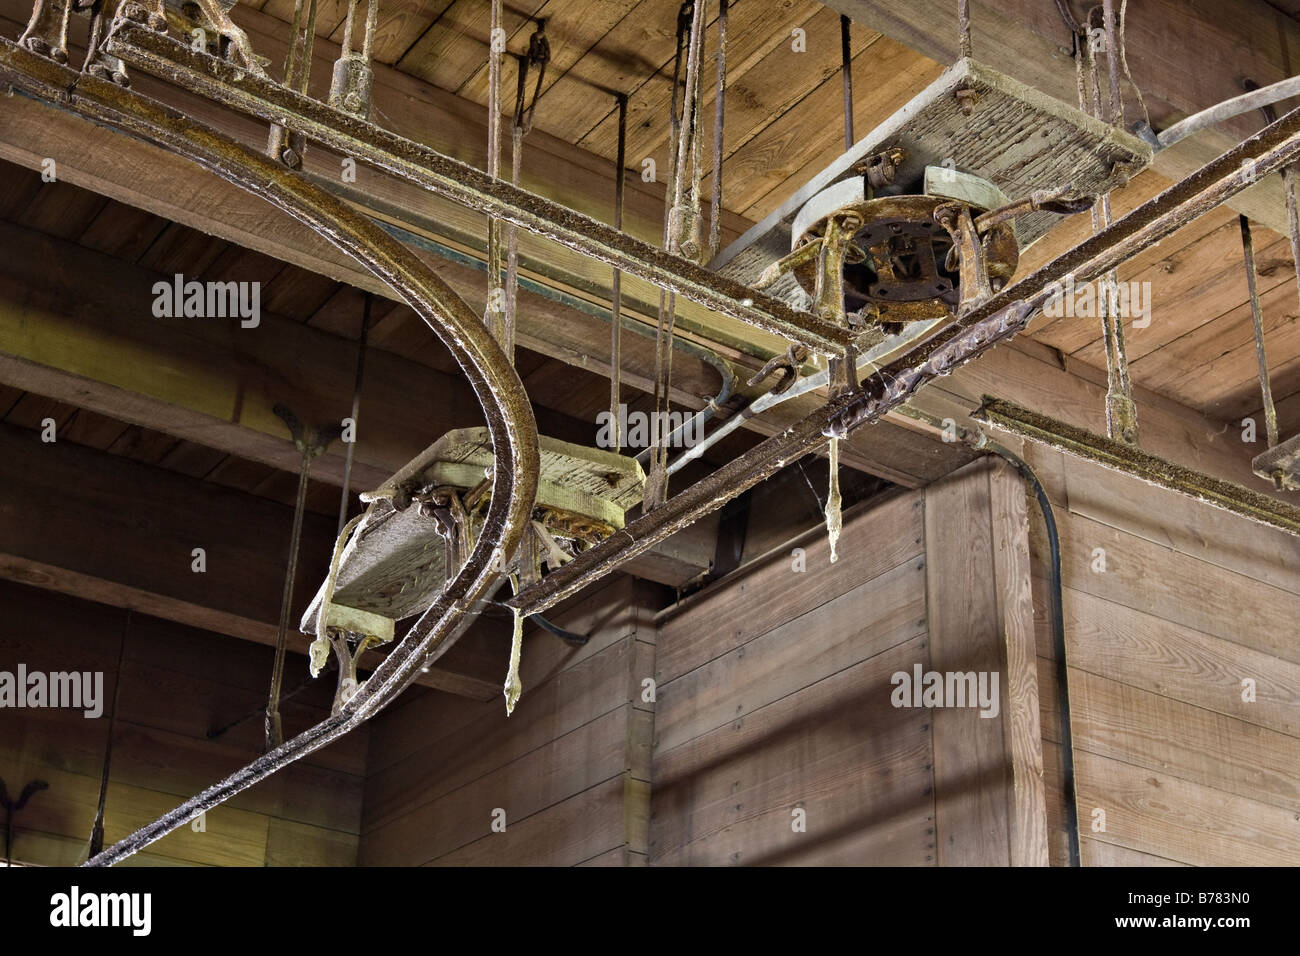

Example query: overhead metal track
[973,397,1300,536]
[5,0,1300,862]
[102,25,859,355]
[0,40,541,866]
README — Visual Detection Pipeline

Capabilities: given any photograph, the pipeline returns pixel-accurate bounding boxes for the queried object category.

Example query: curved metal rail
[8,5,1300,862]
[0,43,540,866]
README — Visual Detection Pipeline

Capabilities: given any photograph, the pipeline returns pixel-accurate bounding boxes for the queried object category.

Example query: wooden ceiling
[1021,168,1300,443]
[2,0,1298,493]
[246,0,945,222]
[0,156,887,528]
[230,0,1300,442]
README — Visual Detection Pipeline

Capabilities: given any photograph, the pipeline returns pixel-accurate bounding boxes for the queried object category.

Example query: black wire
[528,613,589,646]
[984,443,1082,868]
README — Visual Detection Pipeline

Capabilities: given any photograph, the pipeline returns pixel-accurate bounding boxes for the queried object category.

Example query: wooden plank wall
[1024,444,1300,866]
[358,575,660,866]
[648,490,940,865]
[0,581,366,866]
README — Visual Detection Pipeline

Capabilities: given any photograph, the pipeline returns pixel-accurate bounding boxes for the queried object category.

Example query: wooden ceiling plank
[1073,226,1293,371]
[3,391,78,430]
[1036,216,1288,360]
[579,0,828,172]
[14,177,109,242]
[58,407,131,450]
[78,201,172,262]
[733,36,944,219]
[157,438,234,480]
[396,0,547,92]
[454,0,642,108]
[106,424,185,466]
[1129,277,1300,413]
[134,220,233,278]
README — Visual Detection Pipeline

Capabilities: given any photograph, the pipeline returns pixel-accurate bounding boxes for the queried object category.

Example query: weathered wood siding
[648,489,941,865]
[0,581,365,866]
[1027,445,1300,866]
[359,575,659,866]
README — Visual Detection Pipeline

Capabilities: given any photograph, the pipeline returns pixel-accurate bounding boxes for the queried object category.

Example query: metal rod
[974,397,1300,535]
[1238,215,1279,447]
[957,0,972,59]
[88,610,129,859]
[337,292,372,537]
[101,27,856,351]
[840,13,854,149]
[1158,73,1300,149]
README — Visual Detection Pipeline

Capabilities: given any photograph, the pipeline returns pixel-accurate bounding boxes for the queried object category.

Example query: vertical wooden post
[924,457,1048,865]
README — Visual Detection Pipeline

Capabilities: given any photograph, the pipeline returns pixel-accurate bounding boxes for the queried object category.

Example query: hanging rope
[1285,160,1300,429]
[1116,0,1150,130]
[485,0,506,346]
[1239,216,1280,448]
[282,0,319,94]
[708,0,729,262]
[1102,0,1121,125]
[958,0,972,59]
[1082,11,1139,445]
[647,0,708,509]
[87,610,129,860]
[337,293,372,537]
[611,92,628,453]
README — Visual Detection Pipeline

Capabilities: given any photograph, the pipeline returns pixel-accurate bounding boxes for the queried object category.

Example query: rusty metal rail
[5,15,1300,862]
[102,25,858,355]
[973,397,1300,535]
[0,39,541,866]
[509,97,1300,617]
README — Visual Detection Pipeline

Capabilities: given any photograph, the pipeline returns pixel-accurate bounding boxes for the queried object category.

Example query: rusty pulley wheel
[790,194,1019,325]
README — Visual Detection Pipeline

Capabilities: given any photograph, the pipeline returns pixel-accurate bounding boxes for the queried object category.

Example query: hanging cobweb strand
[504,607,524,715]
[825,436,842,563]
[504,571,524,714]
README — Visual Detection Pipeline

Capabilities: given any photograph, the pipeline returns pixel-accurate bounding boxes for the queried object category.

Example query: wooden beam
[0,421,503,698]
[0,217,589,489]
[0,3,974,485]
[0,216,728,588]
[824,0,1298,236]
[923,457,1049,865]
